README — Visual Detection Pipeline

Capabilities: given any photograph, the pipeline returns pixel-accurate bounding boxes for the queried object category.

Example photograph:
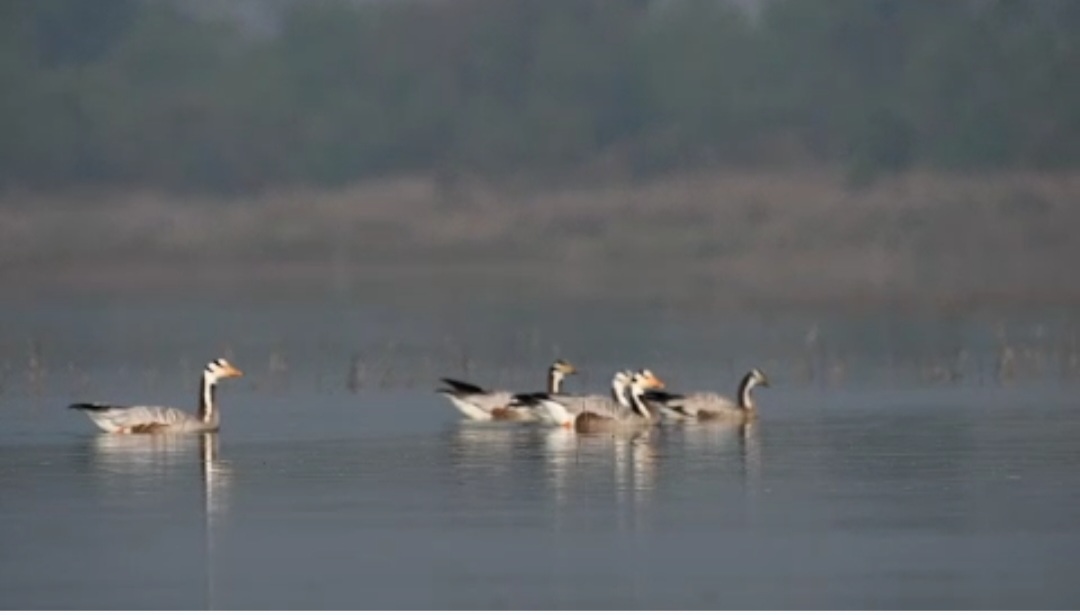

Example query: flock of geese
[439,360,770,429]
[69,357,770,434]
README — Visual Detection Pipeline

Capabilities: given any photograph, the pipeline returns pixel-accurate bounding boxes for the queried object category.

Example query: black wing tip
[439,378,488,395]
[642,390,684,403]
[69,402,112,411]
[511,391,550,404]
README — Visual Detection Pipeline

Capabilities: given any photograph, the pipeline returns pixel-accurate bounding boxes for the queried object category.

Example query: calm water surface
[1,296,1079,609]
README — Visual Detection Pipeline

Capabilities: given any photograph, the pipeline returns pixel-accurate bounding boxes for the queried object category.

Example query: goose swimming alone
[70,358,244,434]
[438,359,577,421]
[643,368,770,423]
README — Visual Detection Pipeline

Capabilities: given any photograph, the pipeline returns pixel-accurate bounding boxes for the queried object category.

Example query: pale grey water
[1,295,1079,609]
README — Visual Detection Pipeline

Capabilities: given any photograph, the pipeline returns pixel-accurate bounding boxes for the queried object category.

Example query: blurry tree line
[2,0,1080,194]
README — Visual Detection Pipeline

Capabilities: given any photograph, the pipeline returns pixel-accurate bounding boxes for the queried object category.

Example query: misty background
[6,6,1080,612]
[2,0,1079,308]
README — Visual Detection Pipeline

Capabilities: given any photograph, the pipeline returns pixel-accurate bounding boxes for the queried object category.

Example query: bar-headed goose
[438,359,577,421]
[514,369,665,429]
[643,368,770,422]
[575,370,666,430]
[70,358,244,434]
[513,370,635,426]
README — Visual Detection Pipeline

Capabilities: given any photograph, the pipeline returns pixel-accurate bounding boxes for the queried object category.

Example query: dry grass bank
[2,168,1079,310]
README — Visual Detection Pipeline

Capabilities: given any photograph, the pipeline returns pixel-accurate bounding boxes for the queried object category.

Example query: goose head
[634,369,665,391]
[631,369,665,394]
[611,370,634,390]
[748,368,769,388]
[738,367,770,412]
[204,358,244,384]
[548,359,578,392]
[551,359,578,376]
[628,369,665,420]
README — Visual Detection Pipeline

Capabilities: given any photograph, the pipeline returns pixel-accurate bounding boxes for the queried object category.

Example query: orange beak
[222,362,244,378]
[644,371,665,389]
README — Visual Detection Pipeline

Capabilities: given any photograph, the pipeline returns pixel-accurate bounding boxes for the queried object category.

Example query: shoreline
[3,168,1079,312]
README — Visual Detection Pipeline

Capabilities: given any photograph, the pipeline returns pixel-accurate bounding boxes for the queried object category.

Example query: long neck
[198,376,218,424]
[738,373,756,413]
[611,381,629,407]
[628,384,651,420]
[547,369,565,394]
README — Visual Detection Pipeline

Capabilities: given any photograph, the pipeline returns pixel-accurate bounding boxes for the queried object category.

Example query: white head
[630,369,665,394]
[197,358,244,421]
[611,370,633,389]
[204,358,244,385]
[548,359,578,393]
[747,368,769,389]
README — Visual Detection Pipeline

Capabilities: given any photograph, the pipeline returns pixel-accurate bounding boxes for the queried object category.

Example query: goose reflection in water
[447,418,761,523]
[89,434,229,490]
[538,425,659,515]
[669,420,760,460]
[87,433,230,608]
[447,422,537,472]
[88,432,231,517]
[447,420,660,508]
[657,420,764,501]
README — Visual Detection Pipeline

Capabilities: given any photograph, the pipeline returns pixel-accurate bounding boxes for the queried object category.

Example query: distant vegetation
[3,0,1080,193]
